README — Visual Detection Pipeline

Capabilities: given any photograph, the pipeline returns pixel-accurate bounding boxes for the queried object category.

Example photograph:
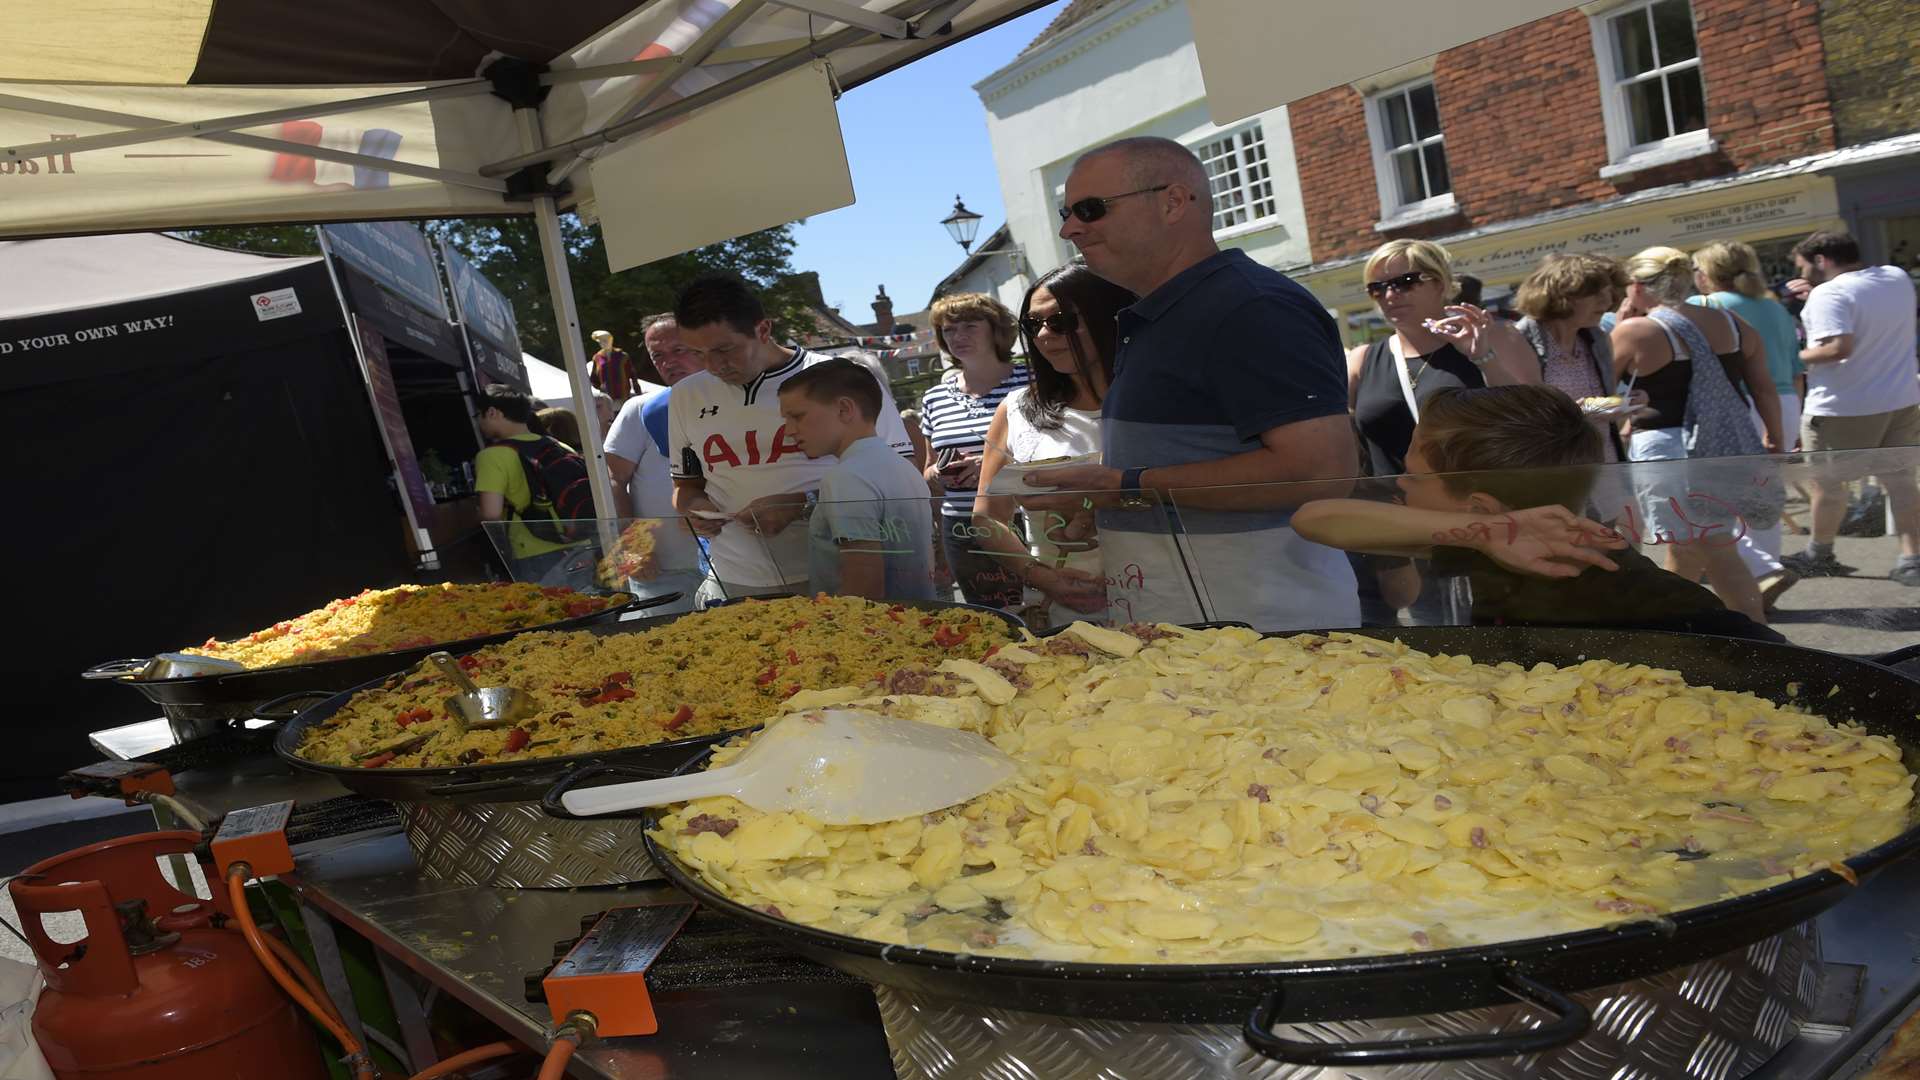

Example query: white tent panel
[0,233,320,320]
[0,84,516,238]
[0,0,213,85]
[525,353,576,408]
[592,62,854,273]
[1190,0,1579,126]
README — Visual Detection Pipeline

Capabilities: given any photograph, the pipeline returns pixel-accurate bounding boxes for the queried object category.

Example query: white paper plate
[985,453,1101,495]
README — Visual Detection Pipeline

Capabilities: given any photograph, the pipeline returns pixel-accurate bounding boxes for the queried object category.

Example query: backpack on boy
[490,436,595,543]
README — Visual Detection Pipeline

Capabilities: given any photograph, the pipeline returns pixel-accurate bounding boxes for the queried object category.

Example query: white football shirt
[669,347,913,586]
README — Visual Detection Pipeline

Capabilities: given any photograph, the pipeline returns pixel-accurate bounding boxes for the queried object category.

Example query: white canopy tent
[0,232,322,321]
[1,0,1571,519]
[1189,0,1580,125]
[0,0,1050,518]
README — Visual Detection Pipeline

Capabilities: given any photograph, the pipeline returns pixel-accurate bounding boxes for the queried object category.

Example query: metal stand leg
[299,901,376,1062]
[377,950,441,1071]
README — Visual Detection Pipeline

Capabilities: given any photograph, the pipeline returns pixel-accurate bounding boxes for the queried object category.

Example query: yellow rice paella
[184,583,626,670]
[295,595,1017,768]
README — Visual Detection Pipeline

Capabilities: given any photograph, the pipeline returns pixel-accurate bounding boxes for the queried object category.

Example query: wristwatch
[1118,467,1152,510]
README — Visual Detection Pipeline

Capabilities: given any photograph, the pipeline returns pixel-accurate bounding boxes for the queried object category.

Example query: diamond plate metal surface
[396,800,661,888]
[878,923,1819,1080]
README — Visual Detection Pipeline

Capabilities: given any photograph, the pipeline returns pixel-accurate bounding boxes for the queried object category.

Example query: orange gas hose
[260,934,345,1028]
[227,867,377,1080]
[409,1041,518,1079]
[536,1035,580,1080]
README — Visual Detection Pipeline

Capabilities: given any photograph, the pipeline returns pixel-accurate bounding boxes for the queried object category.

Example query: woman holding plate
[972,265,1135,625]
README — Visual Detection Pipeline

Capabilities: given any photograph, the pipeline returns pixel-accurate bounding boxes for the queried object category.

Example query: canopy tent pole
[513,110,620,531]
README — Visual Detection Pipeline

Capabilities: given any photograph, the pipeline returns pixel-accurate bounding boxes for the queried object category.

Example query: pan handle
[251,690,337,723]
[1873,643,1920,669]
[1242,969,1590,1067]
[540,762,687,820]
[82,659,151,680]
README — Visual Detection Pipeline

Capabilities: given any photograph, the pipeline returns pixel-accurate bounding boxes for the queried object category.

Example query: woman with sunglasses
[971,265,1136,624]
[919,292,1030,607]
[1346,240,1537,625]
[1348,239,1539,478]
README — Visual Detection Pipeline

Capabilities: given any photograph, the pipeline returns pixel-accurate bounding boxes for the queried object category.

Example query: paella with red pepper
[293,595,1016,769]
[183,583,625,671]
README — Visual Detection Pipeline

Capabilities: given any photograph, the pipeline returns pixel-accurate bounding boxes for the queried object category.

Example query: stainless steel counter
[103,722,1919,1079]
[281,834,893,1079]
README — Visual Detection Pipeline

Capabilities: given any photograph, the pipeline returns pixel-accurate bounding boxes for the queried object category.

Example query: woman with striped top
[919,292,1031,606]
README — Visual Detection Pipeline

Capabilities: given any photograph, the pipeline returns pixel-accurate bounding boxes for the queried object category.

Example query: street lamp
[940,195,983,253]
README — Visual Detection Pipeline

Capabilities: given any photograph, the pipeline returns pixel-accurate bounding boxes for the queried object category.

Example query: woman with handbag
[1611,246,1784,622]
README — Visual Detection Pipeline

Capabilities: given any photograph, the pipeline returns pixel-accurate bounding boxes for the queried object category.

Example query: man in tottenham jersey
[669,275,915,602]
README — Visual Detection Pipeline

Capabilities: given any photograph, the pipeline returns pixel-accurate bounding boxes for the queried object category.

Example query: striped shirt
[919,365,1031,515]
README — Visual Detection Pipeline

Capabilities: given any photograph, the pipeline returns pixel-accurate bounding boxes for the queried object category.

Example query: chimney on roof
[871,285,894,334]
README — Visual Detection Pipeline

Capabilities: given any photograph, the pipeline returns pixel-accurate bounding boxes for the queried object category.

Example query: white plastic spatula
[559,709,1018,825]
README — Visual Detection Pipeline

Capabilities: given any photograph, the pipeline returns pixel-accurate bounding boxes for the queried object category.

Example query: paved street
[1763,535,1918,659]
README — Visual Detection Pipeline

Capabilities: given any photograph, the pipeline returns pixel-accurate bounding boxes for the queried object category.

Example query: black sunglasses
[1057,185,1170,224]
[1365,270,1433,299]
[1020,311,1080,336]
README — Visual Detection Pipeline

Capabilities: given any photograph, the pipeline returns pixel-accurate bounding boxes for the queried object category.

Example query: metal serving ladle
[428,651,535,732]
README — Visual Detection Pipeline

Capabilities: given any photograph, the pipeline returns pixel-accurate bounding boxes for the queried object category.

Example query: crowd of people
[467,135,1920,640]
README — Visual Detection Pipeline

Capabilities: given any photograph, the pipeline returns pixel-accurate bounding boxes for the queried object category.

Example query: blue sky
[790,2,1066,321]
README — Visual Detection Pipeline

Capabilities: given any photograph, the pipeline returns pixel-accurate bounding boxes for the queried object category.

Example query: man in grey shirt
[777,359,935,601]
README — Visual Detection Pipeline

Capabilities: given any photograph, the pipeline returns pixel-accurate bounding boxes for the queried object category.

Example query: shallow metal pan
[635,626,1920,1067]
[275,599,1027,805]
[83,590,670,713]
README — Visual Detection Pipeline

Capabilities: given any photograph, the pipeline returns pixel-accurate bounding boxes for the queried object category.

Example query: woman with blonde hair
[918,291,1030,606]
[1348,239,1539,478]
[1612,246,1784,622]
[1347,239,1537,624]
[1513,253,1634,461]
[1688,240,1806,600]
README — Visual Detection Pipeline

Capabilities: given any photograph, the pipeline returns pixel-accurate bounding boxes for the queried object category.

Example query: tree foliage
[180,214,815,374]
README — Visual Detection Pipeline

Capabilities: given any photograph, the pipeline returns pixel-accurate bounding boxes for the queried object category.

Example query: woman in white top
[973,265,1135,623]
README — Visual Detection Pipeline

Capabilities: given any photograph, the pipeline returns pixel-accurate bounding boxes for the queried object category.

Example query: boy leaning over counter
[778,359,936,602]
[1292,385,1784,643]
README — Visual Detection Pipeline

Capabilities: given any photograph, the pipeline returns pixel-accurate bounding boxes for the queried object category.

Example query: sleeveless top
[1353,336,1482,476]
[1004,386,1100,465]
[1637,352,1691,430]
[1002,386,1101,567]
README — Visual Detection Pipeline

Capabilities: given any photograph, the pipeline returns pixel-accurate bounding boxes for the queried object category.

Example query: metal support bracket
[767,0,912,38]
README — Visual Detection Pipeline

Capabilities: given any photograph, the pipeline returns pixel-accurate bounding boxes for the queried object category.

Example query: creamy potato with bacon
[654,624,1913,963]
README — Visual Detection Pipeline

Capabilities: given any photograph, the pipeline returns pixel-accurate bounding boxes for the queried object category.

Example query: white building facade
[973,0,1313,288]
[928,224,1031,318]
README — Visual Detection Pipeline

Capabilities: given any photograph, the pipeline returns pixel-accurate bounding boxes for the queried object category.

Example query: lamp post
[939,195,983,253]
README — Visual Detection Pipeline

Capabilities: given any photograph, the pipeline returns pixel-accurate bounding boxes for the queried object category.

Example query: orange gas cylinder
[9,831,328,1080]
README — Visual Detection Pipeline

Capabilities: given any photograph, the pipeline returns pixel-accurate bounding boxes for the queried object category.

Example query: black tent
[0,234,409,801]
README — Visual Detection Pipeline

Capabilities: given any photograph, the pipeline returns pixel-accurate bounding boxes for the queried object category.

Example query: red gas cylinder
[9,831,328,1080]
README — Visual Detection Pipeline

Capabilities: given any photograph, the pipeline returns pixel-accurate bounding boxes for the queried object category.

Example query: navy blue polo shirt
[1102,249,1347,532]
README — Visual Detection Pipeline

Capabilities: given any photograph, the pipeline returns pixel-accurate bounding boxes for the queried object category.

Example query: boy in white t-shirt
[668,276,913,603]
[1778,232,1920,588]
[778,359,935,601]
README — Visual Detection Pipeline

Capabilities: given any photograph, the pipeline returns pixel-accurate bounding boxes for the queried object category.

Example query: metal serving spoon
[428,651,535,732]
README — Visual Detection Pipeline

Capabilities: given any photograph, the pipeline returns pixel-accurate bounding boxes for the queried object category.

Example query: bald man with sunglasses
[1027,136,1360,630]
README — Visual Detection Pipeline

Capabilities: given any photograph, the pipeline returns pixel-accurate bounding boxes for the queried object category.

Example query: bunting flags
[818,328,934,347]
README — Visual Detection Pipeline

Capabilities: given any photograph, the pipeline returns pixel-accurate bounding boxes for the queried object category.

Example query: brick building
[1285,0,1920,337]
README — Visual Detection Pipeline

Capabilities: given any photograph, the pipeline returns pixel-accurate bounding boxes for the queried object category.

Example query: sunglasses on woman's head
[1021,311,1080,336]
[1365,271,1432,298]
[1057,185,1170,224]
